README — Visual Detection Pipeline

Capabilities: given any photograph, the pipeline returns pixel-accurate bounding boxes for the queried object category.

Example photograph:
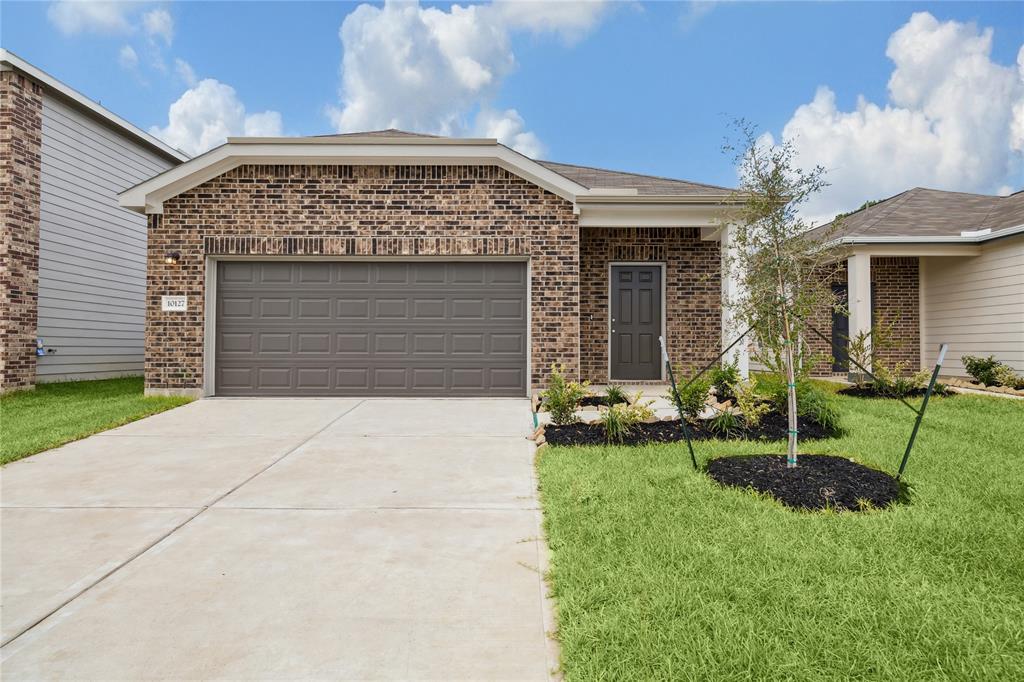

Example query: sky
[2,0,1022,223]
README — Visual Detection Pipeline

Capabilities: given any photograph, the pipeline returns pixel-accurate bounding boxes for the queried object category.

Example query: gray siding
[37,94,175,381]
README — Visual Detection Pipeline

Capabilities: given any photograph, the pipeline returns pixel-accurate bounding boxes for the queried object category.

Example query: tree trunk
[782,328,798,467]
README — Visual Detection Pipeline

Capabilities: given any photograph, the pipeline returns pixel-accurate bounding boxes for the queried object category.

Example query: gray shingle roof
[313,128,442,139]
[535,160,735,196]
[807,187,1024,241]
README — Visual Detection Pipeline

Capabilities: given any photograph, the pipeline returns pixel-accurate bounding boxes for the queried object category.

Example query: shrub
[708,409,743,439]
[994,364,1024,390]
[735,378,771,428]
[759,375,841,433]
[666,373,710,422]
[599,398,655,443]
[709,362,741,400]
[541,363,589,425]
[604,384,629,406]
[962,354,1000,386]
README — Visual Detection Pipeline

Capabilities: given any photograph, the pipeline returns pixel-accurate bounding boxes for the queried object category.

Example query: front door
[610,265,662,381]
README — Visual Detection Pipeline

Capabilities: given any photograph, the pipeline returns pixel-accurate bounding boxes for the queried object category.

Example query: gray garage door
[215,261,528,396]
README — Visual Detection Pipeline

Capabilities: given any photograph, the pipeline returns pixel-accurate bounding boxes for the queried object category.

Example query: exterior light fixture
[164,251,181,265]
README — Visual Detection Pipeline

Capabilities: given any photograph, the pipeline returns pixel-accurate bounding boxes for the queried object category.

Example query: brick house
[804,187,1023,378]
[119,130,749,397]
[0,50,187,394]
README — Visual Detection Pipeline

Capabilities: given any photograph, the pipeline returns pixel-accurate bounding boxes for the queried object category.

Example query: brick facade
[147,164,580,392]
[580,227,721,383]
[871,256,920,371]
[805,257,920,376]
[0,70,42,393]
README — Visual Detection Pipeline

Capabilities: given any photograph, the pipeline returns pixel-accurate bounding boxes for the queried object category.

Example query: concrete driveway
[0,398,554,680]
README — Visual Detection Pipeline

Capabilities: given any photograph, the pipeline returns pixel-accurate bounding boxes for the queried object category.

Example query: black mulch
[578,395,629,408]
[706,454,900,511]
[837,384,952,399]
[543,411,838,447]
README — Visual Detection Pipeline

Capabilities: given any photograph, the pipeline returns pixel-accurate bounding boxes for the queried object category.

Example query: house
[0,50,188,393]
[804,187,1024,378]
[118,130,748,397]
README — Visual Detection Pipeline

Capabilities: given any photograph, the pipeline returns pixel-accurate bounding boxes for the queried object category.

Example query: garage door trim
[202,256,532,397]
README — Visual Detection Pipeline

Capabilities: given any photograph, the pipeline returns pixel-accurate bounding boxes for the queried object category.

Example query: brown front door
[610,265,662,381]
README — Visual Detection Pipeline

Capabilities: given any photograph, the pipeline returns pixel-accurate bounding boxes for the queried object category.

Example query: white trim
[120,141,592,212]
[823,223,1024,247]
[202,255,532,398]
[0,49,188,163]
[607,262,667,383]
[578,203,729,228]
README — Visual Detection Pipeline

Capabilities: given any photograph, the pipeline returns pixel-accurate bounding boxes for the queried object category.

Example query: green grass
[537,392,1024,680]
[1,377,192,465]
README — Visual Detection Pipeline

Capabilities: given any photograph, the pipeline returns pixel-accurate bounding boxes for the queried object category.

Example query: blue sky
[3,1,1023,220]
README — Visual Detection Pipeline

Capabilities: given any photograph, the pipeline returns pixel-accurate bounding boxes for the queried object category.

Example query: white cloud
[680,1,715,32]
[175,58,197,86]
[118,44,139,70]
[474,107,544,158]
[150,79,283,156]
[774,12,1024,223]
[142,8,173,45]
[48,1,135,35]
[329,0,609,156]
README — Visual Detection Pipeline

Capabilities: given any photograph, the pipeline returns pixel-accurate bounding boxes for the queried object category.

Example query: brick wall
[804,261,848,376]
[0,70,42,393]
[804,257,920,376]
[580,227,721,383]
[871,256,920,371]
[147,164,580,392]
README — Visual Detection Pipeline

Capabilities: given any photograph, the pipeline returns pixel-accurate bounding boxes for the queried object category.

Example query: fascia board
[119,142,592,212]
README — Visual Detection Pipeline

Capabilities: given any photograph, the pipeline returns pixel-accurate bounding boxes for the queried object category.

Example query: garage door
[215,261,528,396]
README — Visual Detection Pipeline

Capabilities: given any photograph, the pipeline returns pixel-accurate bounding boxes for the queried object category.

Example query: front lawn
[1,377,192,465]
[538,392,1024,680]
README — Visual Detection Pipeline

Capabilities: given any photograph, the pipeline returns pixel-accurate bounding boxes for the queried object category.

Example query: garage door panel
[216,261,527,396]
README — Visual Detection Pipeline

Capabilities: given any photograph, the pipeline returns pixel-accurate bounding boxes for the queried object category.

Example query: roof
[120,127,742,218]
[0,49,188,164]
[807,187,1024,244]
[536,160,735,197]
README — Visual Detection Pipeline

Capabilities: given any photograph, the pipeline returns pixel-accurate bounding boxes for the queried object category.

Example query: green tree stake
[898,344,948,480]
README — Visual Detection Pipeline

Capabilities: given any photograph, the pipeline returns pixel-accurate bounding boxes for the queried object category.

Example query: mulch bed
[543,412,838,447]
[706,454,900,511]
[579,395,629,408]
[837,384,952,399]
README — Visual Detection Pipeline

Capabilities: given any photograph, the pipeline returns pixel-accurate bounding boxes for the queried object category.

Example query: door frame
[607,261,667,382]
[202,255,532,398]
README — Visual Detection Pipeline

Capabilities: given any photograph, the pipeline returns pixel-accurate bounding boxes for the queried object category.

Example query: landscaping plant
[709,361,741,401]
[720,121,838,466]
[599,397,655,444]
[541,363,589,425]
[708,408,743,439]
[962,354,1023,389]
[666,372,710,422]
[734,378,771,428]
[604,384,629,406]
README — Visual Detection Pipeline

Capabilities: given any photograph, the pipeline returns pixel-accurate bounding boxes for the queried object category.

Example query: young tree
[720,121,839,467]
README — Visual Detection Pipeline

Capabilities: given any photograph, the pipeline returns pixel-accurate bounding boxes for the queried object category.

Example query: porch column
[847,252,872,372]
[721,224,750,378]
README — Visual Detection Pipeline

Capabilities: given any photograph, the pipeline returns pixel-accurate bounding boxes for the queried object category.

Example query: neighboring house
[0,50,188,393]
[119,130,748,397]
[804,187,1024,377]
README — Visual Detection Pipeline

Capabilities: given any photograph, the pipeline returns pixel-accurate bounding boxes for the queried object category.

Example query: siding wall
[37,94,175,381]
[921,234,1024,374]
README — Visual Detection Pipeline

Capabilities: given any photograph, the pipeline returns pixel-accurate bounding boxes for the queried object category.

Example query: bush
[962,354,1000,386]
[541,363,589,425]
[604,384,629,406]
[599,398,655,443]
[709,362,741,400]
[734,378,771,427]
[666,373,710,422]
[994,364,1024,390]
[759,375,841,433]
